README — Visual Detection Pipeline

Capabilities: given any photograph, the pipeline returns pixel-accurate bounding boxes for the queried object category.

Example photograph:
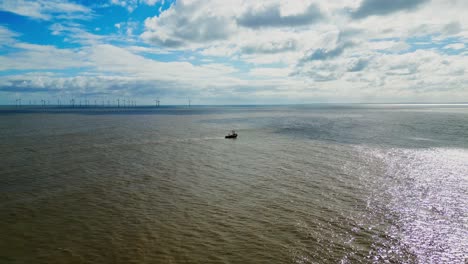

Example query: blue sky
[0,0,467,105]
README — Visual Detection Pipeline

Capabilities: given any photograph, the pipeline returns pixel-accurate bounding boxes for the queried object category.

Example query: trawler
[225,130,238,139]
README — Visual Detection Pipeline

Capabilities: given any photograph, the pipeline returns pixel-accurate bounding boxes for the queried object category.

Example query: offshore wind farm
[12,98,141,108]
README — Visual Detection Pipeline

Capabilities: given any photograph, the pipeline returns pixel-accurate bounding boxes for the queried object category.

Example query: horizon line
[1,102,468,107]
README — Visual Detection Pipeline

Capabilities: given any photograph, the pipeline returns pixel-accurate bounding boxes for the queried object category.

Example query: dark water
[0,105,467,263]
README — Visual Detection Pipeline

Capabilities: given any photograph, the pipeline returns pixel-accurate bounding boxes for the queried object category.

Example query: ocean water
[0,104,467,263]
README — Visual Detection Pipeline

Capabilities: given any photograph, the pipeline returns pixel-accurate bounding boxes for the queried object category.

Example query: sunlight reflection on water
[361,148,468,263]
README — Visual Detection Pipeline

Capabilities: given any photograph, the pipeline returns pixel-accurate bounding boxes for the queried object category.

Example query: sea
[0,104,467,263]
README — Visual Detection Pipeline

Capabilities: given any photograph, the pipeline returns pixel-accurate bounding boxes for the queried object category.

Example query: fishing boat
[225,130,238,139]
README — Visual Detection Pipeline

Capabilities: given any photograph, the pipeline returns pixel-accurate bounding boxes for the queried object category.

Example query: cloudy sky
[0,0,467,105]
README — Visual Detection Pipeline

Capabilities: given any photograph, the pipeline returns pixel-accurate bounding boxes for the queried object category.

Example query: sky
[0,0,467,105]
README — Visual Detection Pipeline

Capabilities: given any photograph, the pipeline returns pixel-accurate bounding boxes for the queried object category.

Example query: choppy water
[0,104,467,263]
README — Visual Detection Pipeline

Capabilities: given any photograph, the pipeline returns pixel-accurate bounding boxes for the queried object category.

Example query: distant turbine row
[13,98,164,108]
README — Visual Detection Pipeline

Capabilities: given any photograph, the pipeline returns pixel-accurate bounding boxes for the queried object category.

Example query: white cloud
[141,0,238,48]
[366,40,410,52]
[351,0,430,19]
[49,23,104,45]
[443,43,465,50]
[0,26,19,45]
[2,0,468,103]
[236,3,323,28]
[110,0,138,12]
[141,0,160,5]
[109,0,163,12]
[249,67,291,78]
[0,43,91,71]
[126,45,171,55]
[0,0,91,20]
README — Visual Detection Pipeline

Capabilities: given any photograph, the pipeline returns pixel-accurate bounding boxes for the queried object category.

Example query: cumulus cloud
[141,1,324,49]
[249,67,290,78]
[0,75,182,97]
[2,0,468,103]
[141,0,236,48]
[110,0,138,12]
[236,3,323,28]
[0,43,257,101]
[348,59,369,72]
[240,39,297,54]
[351,0,430,19]
[296,29,358,67]
[300,42,354,62]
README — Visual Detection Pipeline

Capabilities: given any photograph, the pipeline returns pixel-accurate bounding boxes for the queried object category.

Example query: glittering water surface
[0,105,467,263]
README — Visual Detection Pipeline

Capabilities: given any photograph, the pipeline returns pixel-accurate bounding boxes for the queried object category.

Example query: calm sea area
[1,104,467,263]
